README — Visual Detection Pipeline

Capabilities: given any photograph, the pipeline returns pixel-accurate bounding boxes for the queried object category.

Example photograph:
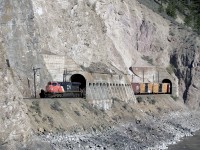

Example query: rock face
[169,26,200,109]
[0,36,31,149]
[1,0,173,92]
[1,0,200,148]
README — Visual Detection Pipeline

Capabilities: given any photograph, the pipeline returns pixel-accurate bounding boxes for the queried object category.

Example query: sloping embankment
[15,95,200,150]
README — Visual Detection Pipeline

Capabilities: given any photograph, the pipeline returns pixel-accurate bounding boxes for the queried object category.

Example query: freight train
[39,81,85,98]
[39,80,170,98]
[131,83,171,95]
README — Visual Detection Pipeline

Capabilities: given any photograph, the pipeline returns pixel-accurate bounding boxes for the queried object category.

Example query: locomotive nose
[46,85,54,92]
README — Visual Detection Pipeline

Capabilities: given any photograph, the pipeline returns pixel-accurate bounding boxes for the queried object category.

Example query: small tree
[166,1,177,18]
[158,4,164,13]
[194,14,200,33]
[184,14,193,26]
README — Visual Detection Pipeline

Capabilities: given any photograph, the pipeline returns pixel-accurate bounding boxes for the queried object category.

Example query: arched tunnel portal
[162,79,172,94]
[70,74,86,90]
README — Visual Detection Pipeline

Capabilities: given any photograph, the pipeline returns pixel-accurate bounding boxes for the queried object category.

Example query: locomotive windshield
[52,82,57,86]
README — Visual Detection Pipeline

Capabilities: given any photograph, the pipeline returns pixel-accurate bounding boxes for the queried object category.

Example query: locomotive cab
[58,82,81,92]
[40,81,82,98]
[46,82,64,93]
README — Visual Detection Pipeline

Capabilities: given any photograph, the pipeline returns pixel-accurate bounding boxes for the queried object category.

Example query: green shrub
[157,107,162,112]
[136,96,143,103]
[184,15,193,27]
[171,95,178,101]
[112,97,121,102]
[50,101,62,112]
[158,5,164,13]
[147,99,156,105]
[141,55,153,65]
[169,30,175,36]
[176,1,186,13]
[74,110,81,116]
[166,1,177,18]
[123,103,128,109]
[194,15,200,33]
[30,101,41,116]
[47,116,54,126]
[166,64,175,75]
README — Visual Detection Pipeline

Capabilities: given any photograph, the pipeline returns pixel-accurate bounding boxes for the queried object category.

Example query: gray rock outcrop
[0,0,200,148]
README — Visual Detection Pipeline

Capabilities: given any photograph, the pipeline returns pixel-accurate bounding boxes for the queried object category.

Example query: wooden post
[33,67,40,98]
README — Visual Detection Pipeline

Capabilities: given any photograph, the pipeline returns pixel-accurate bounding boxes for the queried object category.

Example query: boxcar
[153,83,167,94]
[140,83,153,94]
[131,83,140,94]
[147,83,153,94]
[153,83,159,93]
[140,83,146,94]
[131,82,171,95]
[162,83,168,94]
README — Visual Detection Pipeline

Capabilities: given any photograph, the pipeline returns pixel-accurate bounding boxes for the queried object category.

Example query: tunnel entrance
[162,79,172,94]
[70,74,86,90]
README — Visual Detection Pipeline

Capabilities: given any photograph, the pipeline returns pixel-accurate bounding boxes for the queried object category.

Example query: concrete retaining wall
[42,54,136,110]
[42,54,82,81]
[76,72,136,110]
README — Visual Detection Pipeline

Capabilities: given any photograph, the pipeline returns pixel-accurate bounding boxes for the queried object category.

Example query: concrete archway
[70,74,86,89]
[162,79,172,94]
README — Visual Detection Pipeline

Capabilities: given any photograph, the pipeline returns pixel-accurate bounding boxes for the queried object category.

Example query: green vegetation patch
[171,95,178,101]
[30,100,41,116]
[74,110,81,116]
[136,96,143,103]
[147,98,156,105]
[50,101,63,112]
[141,55,153,65]
[166,0,177,18]
[165,0,200,33]
[166,64,175,75]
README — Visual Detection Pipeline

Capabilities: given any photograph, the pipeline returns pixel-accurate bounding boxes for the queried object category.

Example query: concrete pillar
[122,85,128,102]
[110,84,115,99]
[126,85,133,102]
[116,85,120,99]
[122,85,126,102]
[96,83,101,100]
[119,85,124,100]
[124,85,129,101]
[104,83,109,100]
[90,83,96,100]
[101,84,106,100]
[87,83,94,100]
[99,83,104,100]
[93,84,99,100]
[128,85,136,102]
[113,84,117,98]
[105,83,110,100]
[107,83,112,100]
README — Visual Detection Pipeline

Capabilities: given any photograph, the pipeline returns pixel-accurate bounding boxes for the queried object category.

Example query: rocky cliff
[0,35,30,149]
[169,25,200,108]
[1,0,173,92]
[0,0,200,148]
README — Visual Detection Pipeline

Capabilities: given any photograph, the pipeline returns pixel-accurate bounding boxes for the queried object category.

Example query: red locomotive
[40,81,84,98]
[46,82,64,93]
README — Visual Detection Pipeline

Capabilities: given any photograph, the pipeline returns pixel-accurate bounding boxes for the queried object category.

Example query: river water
[168,131,200,150]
